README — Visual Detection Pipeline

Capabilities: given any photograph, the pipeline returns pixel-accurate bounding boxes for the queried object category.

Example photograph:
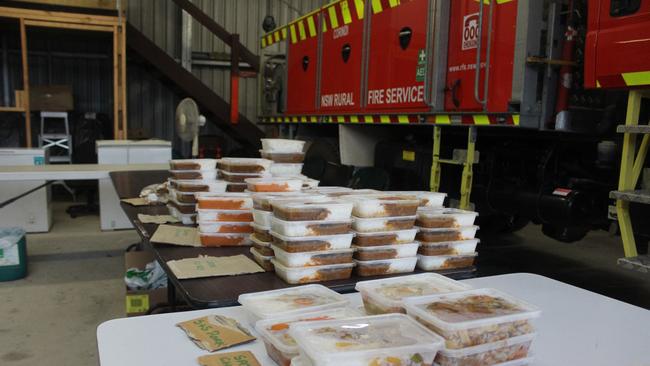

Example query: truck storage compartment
[285,11,321,115]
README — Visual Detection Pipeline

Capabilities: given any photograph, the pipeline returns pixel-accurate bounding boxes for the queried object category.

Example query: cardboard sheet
[150,225,202,247]
[137,214,179,224]
[166,255,263,280]
[177,315,256,352]
[121,197,149,206]
[198,351,261,366]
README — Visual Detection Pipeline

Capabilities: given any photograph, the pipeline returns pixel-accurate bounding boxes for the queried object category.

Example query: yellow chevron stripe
[380,115,390,124]
[281,27,287,39]
[596,80,602,88]
[289,24,297,44]
[435,115,451,124]
[298,20,307,41]
[371,0,382,14]
[622,71,650,87]
[291,116,299,122]
[354,0,364,19]
[337,116,346,123]
[310,116,318,123]
[398,115,409,124]
[473,115,490,125]
[307,16,317,37]
[267,34,273,45]
[300,116,307,122]
[350,115,359,123]
[388,0,400,7]
[364,115,374,123]
[328,6,339,29]
[274,31,280,42]
[340,1,353,24]
[261,38,267,48]
[322,19,328,32]
[512,115,520,126]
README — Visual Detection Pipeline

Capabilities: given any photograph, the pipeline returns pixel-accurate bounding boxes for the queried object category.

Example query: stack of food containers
[194,192,254,247]
[348,192,445,277]
[403,288,540,365]
[167,159,226,224]
[260,138,306,177]
[269,198,355,284]
[217,157,273,192]
[415,208,480,271]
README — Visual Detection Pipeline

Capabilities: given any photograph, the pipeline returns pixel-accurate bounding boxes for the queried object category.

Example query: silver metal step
[610,190,650,204]
[617,125,650,134]
[617,255,650,274]
[49,156,71,163]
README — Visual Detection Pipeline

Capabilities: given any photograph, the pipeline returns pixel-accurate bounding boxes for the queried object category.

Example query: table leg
[167,278,176,311]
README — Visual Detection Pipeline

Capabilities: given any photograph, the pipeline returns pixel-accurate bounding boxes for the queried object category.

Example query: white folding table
[96,273,650,366]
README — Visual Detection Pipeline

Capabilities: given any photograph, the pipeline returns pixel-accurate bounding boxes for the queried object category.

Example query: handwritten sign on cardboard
[197,351,262,366]
[166,255,264,279]
[150,224,201,247]
[177,315,256,352]
[137,214,180,224]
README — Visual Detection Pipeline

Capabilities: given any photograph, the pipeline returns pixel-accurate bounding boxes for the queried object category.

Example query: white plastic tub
[288,314,445,366]
[218,170,269,183]
[260,150,306,163]
[271,259,354,284]
[272,245,354,267]
[353,243,419,261]
[217,158,273,173]
[169,158,216,170]
[168,179,227,193]
[303,186,354,195]
[252,222,273,242]
[250,247,274,272]
[352,229,418,246]
[252,209,273,227]
[196,209,253,222]
[417,208,478,228]
[226,183,248,192]
[255,308,362,366]
[416,226,479,243]
[261,138,306,153]
[403,288,541,349]
[251,233,274,256]
[195,192,252,210]
[166,203,196,225]
[246,177,304,192]
[198,232,251,247]
[416,253,478,271]
[272,201,353,221]
[355,273,472,315]
[253,193,328,211]
[434,333,536,366]
[270,216,351,237]
[270,231,354,253]
[238,284,348,324]
[169,170,218,180]
[168,189,197,204]
[349,194,421,218]
[352,215,416,232]
[270,163,304,176]
[354,257,417,277]
[198,221,252,234]
[419,239,479,256]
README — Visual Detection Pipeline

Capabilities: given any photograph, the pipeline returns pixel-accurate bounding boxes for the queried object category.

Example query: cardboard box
[124,251,167,317]
[30,85,74,111]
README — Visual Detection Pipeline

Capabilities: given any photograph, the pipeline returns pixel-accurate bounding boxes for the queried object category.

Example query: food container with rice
[252,222,273,242]
[217,158,272,173]
[353,257,417,277]
[416,253,478,271]
[353,243,419,261]
[352,229,418,246]
[260,150,306,163]
[218,170,269,183]
[352,215,416,232]
[195,192,253,210]
[250,247,275,272]
[261,139,306,153]
[272,246,355,267]
[418,239,479,256]
[416,226,479,243]
[270,216,352,237]
[197,221,252,234]
[168,179,227,193]
[271,260,354,284]
[349,194,421,218]
[169,170,218,180]
[434,333,536,366]
[246,177,304,192]
[270,163,304,176]
[270,232,354,253]
[169,159,216,170]
[196,209,253,222]
[251,233,274,256]
[416,208,478,228]
[272,201,353,222]
[199,232,252,247]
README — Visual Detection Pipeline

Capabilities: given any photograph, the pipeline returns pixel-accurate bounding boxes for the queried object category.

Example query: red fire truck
[259,0,650,253]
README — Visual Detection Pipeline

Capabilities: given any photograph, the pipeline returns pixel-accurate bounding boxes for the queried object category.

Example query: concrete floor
[0,201,648,365]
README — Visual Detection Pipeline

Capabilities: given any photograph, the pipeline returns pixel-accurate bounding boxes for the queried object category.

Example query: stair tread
[617,125,650,134]
[610,190,650,204]
[617,255,650,274]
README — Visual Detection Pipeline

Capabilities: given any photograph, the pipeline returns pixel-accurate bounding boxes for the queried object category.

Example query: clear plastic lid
[403,288,541,331]
[383,191,447,207]
[252,193,328,211]
[245,177,304,192]
[289,314,444,363]
[255,307,363,356]
[261,138,306,153]
[272,200,353,221]
[169,158,216,170]
[355,273,472,310]
[238,284,348,320]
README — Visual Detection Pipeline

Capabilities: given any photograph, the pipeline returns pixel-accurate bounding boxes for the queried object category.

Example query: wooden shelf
[0,107,26,112]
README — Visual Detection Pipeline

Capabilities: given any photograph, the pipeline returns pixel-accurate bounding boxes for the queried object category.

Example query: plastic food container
[354,257,417,277]
[169,170,218,180]
[255,308,363,366]
[260,150,306,163]
[303,186,354,195]
[166,203,196,225]
[270,217,351,237]
[195,192,252,210]
[352,229,418,246]
[218,170,269,183]
[272,259,354,284]
[352,215,416,232]
[253,193,328,211]
[434,333,536,366]
[238,284,348,324]
[199,232,252,247]
[272,245,354,267]
[253,209,273,227]
[169,179,227,193]
[167,199,195,214]
[384,191,447,208]
[355,273,472,315]
[169,158,216,170]
[353,243,419,261]
[417,253,478,271]
[271,232,354,253]
[227,183,248,192]
[169,189,197,204]
[288,314,445,366]
[273,201,353,221]
[246,177,303,192]
[403,288,541,349]
[251,233,274,256]
[417,208,478,228]
[419,239,479,256]
[270,163,304,176]
[252,222,273,242]
[416,226,479,243]
[217,158,273,173]
[196,209,253,222]
[261,138,306,153]
[198,221,252,234]
[349,194,421,218]
[250,247,274,272]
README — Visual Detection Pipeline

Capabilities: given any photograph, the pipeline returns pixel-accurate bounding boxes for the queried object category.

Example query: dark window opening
[610,0,642,17]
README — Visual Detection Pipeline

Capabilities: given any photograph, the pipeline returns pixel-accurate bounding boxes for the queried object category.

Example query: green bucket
[0,228,27,282]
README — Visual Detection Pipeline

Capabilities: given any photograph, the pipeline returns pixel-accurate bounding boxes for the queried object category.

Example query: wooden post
[19,18,31,147]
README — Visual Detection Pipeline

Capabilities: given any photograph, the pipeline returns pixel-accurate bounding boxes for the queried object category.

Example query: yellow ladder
[611,89,650,272]
[430,126,477,210]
